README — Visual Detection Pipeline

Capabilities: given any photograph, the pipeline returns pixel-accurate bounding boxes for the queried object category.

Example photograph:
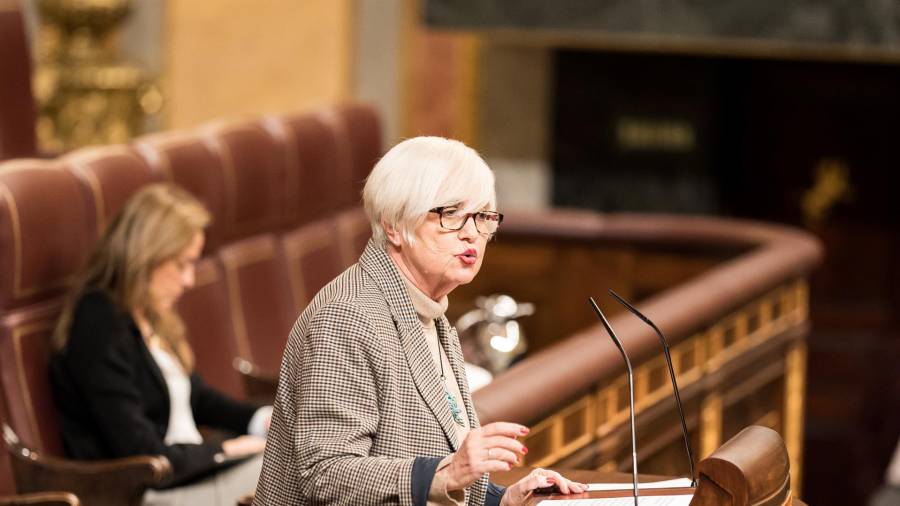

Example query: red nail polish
[521,427,530,435]
[508,462,513,470]
[522,447,529,454]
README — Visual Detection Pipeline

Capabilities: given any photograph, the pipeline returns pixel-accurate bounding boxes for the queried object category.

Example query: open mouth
[457,249,477,265]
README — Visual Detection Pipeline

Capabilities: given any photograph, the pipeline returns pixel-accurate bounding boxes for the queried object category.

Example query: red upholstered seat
[264,111,355,225]
[177,258,246,400]
[334,207,371,268]
[63,146,165,237]
[217,235,295,375]
[0,160,96,496]
[134,132,230,251]
[281,220,345,312]
[0,161,93,311]
[331,102,383,197]
[0,301,66,457]
[204,120,291,241]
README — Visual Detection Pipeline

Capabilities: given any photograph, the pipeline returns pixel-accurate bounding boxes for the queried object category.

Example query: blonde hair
[363,136,497,248]
[54,183,211,371]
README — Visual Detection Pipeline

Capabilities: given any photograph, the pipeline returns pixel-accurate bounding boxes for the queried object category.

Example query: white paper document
[536,496,692,506]
[587,478,693,491]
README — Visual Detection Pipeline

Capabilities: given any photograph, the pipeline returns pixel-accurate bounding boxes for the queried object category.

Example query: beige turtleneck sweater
[401,276,468,506]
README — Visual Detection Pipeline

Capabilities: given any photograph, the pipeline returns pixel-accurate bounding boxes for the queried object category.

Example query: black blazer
[50,291,258,486]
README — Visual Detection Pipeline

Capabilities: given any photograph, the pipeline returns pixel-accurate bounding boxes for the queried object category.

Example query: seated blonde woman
[51,184,270,506]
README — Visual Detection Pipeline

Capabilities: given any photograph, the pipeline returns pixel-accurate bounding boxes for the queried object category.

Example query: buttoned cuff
[428,455,466,506]
[485,481,506,506]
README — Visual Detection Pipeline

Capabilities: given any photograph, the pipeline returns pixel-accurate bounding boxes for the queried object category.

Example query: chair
[176,258,247,400]
[0,162,171,505]
[281,219,345,312]
[203,120,291,241]
[217,234,296,377]
[264,112,354,225]
[63,146,165,236]
[331,102,384,196]
[133,132,230,251]
[334,207,371,267]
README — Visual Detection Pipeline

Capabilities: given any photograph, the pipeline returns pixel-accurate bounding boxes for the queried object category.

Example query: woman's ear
[383,222,403,247]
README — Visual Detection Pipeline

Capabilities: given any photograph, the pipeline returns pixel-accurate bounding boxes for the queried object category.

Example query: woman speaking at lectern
[255,137,585,505]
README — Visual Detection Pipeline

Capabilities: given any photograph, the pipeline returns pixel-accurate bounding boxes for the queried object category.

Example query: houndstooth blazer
[253,240,488,505]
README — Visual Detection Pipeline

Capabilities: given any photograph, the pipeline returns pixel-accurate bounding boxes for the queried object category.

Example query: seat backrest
[0,301,65,456]
[0,160,96,462]
[217,234,296,374]
[134,132,230,251]
[281,219,345,311]
[204,120,291,241]
[64,146,165,237]
[176,257,246,400]
[0,161,94,313]
[334,207,371,268]
[265,111,355,225]
[0,0,37,161]
[331,102,383,197]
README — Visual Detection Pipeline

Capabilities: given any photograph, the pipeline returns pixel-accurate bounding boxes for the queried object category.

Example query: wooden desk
[491,468,809,505]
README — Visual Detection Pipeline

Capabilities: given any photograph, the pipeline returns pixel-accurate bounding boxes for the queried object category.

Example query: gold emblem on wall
[33,0,162,152]
[801,158,854,228]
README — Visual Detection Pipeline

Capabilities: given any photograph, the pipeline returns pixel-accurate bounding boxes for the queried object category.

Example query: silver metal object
[456,294,534,374]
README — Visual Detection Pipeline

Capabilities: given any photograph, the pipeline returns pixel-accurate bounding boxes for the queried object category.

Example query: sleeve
[484,482,506,506]
[287,301,424,505]
[426,454,466,506]
[63,293,225,486]
[190,373,257,434]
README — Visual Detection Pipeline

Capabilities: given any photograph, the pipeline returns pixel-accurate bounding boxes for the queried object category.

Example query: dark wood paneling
[551,50,900,504]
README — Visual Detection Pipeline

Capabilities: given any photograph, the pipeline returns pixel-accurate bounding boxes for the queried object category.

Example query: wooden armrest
[233,358,278,403]
[3,425,170,506]
[0,491,80,506]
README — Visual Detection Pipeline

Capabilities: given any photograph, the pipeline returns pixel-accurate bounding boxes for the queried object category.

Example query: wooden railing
[459,211,822,495]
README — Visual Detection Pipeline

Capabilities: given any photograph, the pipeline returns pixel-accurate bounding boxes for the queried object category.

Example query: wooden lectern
[691,426,792,505]
[516,425,799,506]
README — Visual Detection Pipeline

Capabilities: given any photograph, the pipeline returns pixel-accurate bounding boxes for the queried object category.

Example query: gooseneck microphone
[609,289,697,487]
[589,297,639,506]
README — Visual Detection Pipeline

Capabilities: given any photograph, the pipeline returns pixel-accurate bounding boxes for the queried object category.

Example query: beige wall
[165,0,354,129]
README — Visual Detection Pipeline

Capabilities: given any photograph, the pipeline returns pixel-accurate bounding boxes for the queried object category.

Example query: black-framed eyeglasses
[429,207,504,235]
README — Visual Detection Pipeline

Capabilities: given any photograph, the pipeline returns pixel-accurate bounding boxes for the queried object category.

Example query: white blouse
[147,341,204,445]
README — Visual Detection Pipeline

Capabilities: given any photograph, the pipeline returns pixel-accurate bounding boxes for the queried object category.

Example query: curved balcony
[453,210,822,493]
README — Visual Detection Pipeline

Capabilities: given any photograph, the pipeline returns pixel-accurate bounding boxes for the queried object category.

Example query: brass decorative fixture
[33,0,162,152]
[801,158,854,228]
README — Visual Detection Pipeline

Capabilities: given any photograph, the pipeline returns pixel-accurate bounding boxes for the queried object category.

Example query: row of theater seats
[0,102,382,499]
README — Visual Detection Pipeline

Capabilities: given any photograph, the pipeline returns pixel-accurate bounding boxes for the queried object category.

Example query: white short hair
[363,136,497,248]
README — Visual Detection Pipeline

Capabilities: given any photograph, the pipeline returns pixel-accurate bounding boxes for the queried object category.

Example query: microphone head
[588,297,631,367]
[609,289,652,324]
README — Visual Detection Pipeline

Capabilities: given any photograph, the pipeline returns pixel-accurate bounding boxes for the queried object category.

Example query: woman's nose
[182,266,196,288]
[457,215,479,240]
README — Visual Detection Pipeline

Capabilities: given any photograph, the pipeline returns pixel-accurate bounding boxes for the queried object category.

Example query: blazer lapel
[358,241,461,451]
[125,318,168,402]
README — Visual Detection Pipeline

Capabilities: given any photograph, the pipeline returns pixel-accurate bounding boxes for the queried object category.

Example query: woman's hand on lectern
[501,468,587,506]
